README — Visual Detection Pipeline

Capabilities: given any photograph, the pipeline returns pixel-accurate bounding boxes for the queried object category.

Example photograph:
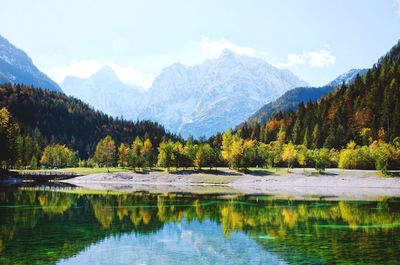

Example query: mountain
[243,68,367,126]
[0,35,62,92]
[61,66,143,118]
[239,41,400,148]
[60,50,308,139]
[0,83,172,158]
[136,49,308,138]
[327,68,368,87]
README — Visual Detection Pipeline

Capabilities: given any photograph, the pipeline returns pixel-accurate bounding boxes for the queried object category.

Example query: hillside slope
[0,84,172,158]
[239,41,400,147]
[244,69,367,126]
[0,35,62,92]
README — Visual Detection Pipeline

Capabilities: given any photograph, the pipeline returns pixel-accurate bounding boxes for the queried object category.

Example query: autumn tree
[281,142,297,171]
[230,136,244,169]
[338,141,374,170]
[0,107,20,169]
[194,144,215,170]
[370,141,400,174]
[172,141,185,170]
[241,140,258,170]
[194,145,206,170]
[257,143,270,167]
[296,145,308,168]
[221,130,246,169]
[310,148,331,173]
[359,128,372,146]
[94,135,116,171]
[184,138,198,169]
[221,130,235,168]
[141,138,154,169]
[40,144,77,168]
[157,140,174,171]
[117,143,130,167]
[129,137,144,170]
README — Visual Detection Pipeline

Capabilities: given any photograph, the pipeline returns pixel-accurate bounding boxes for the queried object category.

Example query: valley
[1,2,400,264]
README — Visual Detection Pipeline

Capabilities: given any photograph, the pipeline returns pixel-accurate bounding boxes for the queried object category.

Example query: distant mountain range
[0,34,371,140]
[242,68,368,126]
[0,35,62,92]
[62,66,143,118]
[61,49,308,138]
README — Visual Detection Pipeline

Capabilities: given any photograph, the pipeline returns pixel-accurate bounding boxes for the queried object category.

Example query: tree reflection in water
[0,187,399,264]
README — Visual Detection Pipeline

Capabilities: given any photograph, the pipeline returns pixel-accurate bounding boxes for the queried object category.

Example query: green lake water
[1,185,400,265]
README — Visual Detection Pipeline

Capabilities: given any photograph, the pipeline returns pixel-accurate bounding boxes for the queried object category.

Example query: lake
[0,185,400,264]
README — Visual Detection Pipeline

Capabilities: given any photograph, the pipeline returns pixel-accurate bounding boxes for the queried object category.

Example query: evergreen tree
[29,156,38,170]
[302,127,310,148]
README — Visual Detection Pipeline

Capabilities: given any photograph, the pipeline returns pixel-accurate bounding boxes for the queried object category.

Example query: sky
[1,0,400,88]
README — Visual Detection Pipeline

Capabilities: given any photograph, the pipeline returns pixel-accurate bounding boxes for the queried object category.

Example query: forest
[1,103,400,174]
[238,41,400,148]
[0,84,174,166]
[1,42,400,174]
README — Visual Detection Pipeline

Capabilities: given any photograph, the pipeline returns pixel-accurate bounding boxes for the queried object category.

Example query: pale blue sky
[1,0,400,88]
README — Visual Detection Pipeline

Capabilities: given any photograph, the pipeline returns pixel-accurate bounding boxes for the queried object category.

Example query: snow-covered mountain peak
[137,49,309,138]
[60,49,309,139]
[219,49,238,59]
[326,68,368,87]
[92,65,119,80]
[0,34,62,92]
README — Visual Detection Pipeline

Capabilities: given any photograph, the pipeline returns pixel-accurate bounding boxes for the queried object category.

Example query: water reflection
[0,187,400,264]
[57,220,287,265]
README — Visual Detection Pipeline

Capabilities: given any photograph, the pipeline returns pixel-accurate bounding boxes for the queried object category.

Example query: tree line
[3,104,399,174]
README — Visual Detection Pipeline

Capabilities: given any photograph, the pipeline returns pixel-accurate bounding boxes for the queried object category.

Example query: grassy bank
[11,167,289,176]
[12,167,129,175]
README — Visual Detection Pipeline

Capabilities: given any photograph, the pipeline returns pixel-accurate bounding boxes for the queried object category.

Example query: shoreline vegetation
[2,124,400,175]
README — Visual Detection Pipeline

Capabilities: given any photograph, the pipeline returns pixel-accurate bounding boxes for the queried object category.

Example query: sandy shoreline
[61,168,400,200]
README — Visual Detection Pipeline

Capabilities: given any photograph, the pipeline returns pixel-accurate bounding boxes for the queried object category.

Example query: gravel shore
[62,168,400,200]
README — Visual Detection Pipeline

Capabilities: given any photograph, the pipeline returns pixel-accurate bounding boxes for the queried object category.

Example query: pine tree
[29,156,38,170]
[291,118,301,144]
[302,127,310,148]
[312,124,320,149]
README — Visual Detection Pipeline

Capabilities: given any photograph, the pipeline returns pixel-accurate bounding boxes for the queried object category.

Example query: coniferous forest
[238,41,400,147]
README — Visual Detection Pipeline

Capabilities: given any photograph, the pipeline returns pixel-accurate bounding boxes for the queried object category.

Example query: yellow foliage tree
[117,143,130,167]
[281,142,297,171]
